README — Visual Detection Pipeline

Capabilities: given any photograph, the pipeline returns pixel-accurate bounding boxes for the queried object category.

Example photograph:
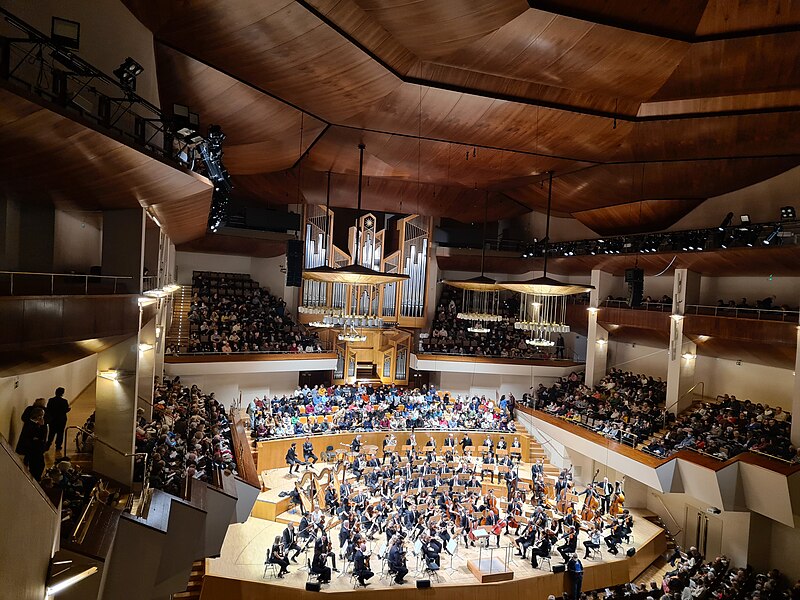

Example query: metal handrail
[64,425,146,460]
[684,304,800,321]
[0,270,133,295]
[649,492,683,535]
[417,350,577,362]
[602,299,672,311]
[665,381,705,415]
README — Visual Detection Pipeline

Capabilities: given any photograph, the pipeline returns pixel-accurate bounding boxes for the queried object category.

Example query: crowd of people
[247,383,517,440]
[537,370,668,449]
[420,287,566,359]
[135,377,239,496]
[182,272,322,354]
[643,396,796,463]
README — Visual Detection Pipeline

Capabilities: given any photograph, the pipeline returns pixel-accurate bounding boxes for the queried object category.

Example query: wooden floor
[207,463,665,591]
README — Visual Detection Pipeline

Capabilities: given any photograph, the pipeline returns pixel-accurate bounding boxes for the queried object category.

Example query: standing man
[567,553,584,600]
[555,334,566,359]
[46,387,70,452]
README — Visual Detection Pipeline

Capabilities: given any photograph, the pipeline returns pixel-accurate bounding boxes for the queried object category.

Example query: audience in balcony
[185,273,321,354]
[643,395,795,462]
[135,378,238,496]
[538,369,668,449]
[248,383,516,440]
[421,288,562,359]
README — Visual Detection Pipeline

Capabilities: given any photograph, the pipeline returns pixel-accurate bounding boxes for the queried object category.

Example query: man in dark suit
[286,443,304,475]
[281,522,302,562]
[45,387,70,451]
[353,541,374,587]
[387,537,408,584]
[303,437,318,466]
[567,554,584,600]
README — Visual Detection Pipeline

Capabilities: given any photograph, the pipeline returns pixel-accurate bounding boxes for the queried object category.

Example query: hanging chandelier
[303,144,409,286]
[338,322,367,343]
[499,172,593,347]
[444,191,502,332]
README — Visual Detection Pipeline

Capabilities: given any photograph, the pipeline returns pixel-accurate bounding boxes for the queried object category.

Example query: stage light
[763,226,781,245]
[780,206,795,220]
[51,16,81,50]
[113,57,143,92]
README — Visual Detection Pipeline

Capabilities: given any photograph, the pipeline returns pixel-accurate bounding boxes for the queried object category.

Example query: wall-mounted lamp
[596,338,607,346]
[587,307,599,315]
[143,288,167,298]
[155,326,162,338]
[696,335,709,342]
[47,563,99,596]
[163,283,180,293]
[98,370,121,381]
[682,352,696,360]
[137,296,157,307]
[670,314,684,322]
[138,343,154,352]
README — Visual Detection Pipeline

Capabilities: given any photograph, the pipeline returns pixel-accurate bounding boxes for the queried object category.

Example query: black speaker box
[286,239,303,287]
[625,267,644,283]
[417,579,431,588]
[626,547,636,557]
[552,564,566,573]
[306,581,321,592]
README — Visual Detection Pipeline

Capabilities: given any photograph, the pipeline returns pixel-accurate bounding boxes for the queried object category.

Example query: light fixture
[138,343,154,352]
[113,57,143,93]
[587,307,599,315]
[143,288,167,298]
[137,296,157,306]
[596,338,607,346]
[780,206,796,220]
[763,225,782,245]
[682,352,696,360]
[46,564,98,595]
[445,191,502,332]
[163,283,181,293]
[740,214,750,224]
[499,172,593,347]
[303,145,409,286]
[98,370,121,381]
[670,314,684,322]
[155,326,162,338]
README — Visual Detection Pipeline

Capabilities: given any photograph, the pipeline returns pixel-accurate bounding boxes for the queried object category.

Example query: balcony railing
[0,270,133,296]
[602,299,672,311]
[684,304,800,322]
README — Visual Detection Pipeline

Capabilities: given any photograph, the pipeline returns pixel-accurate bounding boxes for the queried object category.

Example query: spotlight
[51,16,81,50]
[763,225,782,245]
[780,206,796,220]
[113,57,143,92]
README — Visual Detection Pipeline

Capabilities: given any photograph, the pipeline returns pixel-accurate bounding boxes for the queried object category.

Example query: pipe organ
[300,207,432,329]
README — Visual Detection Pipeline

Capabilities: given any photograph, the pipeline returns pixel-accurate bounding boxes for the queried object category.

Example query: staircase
[173,559,205,600]
[167,285,192,351]
[529,439,561,477]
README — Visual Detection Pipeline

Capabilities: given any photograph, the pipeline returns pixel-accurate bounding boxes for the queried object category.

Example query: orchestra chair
[537,554,551,571]
[306,558,321,583]
[587,545,602,560]
[423,560,441,583]
[263,560,279,579]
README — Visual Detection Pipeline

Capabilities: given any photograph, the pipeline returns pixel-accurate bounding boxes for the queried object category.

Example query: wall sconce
[163,283,180,293]
[137,296,157,307]
[682,353,696,360]
[670,314,684,322]
[596,338,607,346]
[46,563,99,595]
[98,370,131,381]
[138,343,154,352]
[143,288,167,298]
[587,307,599,315]
[155,326,162,338]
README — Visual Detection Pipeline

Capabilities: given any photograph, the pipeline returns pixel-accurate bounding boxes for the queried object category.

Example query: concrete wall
[607,341,669,378]
[0,354,97,447]
[162,371,300,407]
[694,357,794,409]
[0,439,59,600]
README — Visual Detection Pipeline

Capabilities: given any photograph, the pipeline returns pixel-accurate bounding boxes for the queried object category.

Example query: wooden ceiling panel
[154,43,327,175]
[692,336,797,370]
[506,156,800,213]
[696,0,800,37]
[653,33,800,101]
[572,199,705,235]
[351,0,529,61]
[0,87,211,244]
[176,233,288,258]
[436,9,689,101]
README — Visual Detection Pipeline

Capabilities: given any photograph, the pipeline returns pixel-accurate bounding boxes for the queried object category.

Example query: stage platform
[203,461,667,599]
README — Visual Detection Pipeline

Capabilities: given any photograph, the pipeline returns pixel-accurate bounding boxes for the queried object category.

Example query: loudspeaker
[624,267,644,283]
[416,579,431,588]
[305,581,321,592]
[626,547,636,557]
[627,280,644,307]
[286,239,303,287]
[552,564,565,573]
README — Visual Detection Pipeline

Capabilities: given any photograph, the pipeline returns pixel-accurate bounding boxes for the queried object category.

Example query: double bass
[581,469,601,521]
[609,477,626,516]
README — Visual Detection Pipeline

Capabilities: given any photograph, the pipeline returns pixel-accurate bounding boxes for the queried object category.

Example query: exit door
[684,507,723,558]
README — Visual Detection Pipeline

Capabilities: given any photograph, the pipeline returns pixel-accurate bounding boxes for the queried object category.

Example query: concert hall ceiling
[123,0,800,233]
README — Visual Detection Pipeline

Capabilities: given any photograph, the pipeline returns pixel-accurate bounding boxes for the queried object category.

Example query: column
[666,269,701,414]
[585,269,614,387]
[94,335,138,485]
[791,303,800,447]
[101,208,145,293]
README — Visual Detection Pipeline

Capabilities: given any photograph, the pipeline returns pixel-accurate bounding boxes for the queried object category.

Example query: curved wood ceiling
[123,0,800,232]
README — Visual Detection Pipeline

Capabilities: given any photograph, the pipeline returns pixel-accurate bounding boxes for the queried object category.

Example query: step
[172,593,200,600]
